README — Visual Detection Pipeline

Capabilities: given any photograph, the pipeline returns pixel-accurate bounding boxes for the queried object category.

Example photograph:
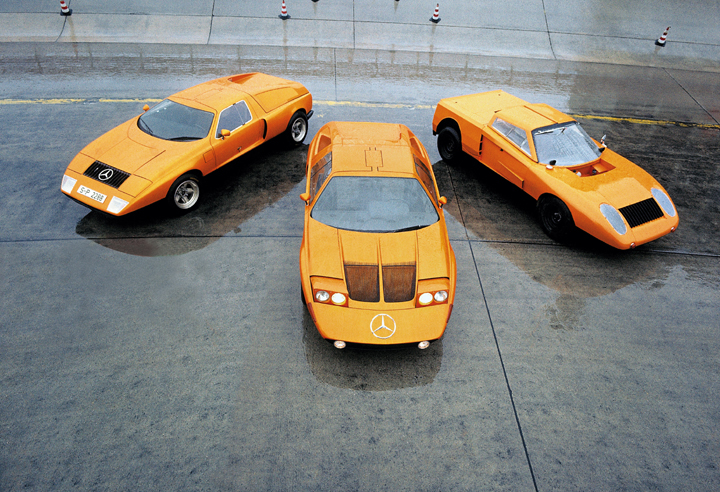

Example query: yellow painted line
[570,113,720,130]
[315,100,435,110]
[1,98,717,129]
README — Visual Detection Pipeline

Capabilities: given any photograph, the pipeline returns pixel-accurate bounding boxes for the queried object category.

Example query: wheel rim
[291,117,307,142]
[174,180,199,210]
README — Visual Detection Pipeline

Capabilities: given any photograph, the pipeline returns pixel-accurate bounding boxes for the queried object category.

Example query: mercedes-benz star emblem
[98,169,114,181]
[370,313,396,339]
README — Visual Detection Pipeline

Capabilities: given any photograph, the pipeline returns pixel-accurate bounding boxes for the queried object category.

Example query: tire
[286,111,308,145]
[437,126,461,163]
[537,195,574,241]
[167,173,201,212]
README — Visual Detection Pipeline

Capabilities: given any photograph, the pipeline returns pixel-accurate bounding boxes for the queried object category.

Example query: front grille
[619,198,664,228]
[83,161,130,189]
[345,264,380,302]
[382,264,416,303]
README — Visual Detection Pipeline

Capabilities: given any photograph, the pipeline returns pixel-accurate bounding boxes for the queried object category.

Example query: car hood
[306,219,452,282]
[80,118,165,174]
[554,149,657,208]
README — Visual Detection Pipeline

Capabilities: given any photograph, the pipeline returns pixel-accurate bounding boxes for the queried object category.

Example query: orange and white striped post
[279,0,290,20]
[655,26,670,46]
[60,0,72,16]
[430,4,441,23]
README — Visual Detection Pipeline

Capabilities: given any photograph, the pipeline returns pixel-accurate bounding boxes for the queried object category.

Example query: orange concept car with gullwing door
[299,122,456,349]
[432,90,679,249]
[61,73,313,216]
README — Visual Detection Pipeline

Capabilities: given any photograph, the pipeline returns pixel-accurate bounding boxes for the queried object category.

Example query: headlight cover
[107,196,129,214]
[600,203,627,235]
[651,188,676,217]
[61,175,77,193]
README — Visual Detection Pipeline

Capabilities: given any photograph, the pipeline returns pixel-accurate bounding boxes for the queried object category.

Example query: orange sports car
[61,73,313,215]
[299,122,456,349]
[432,90,679,249]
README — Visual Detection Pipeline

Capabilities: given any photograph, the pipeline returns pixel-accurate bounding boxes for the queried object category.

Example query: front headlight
[107,196,129,214]
[600,203,627,235]
[416,279,451,307]
[61,175,77,193]
[651,188,676,217]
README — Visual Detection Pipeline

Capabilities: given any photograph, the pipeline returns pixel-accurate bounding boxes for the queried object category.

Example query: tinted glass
[137,100,214,141]
[492,118,531,155]
[533,122,602,166]
[216,101,252,138]
[311,177,439,233]
[414,157,437,203]
[309,153,332,198]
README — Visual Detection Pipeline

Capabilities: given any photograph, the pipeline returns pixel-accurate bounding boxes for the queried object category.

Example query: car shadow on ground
[301,308,443,391]
[74,137,308,256]
[433,155,673,301]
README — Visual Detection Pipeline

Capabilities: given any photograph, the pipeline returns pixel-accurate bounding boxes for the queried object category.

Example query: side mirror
[300,192,310,204]
[220,129,231,140]
[438,196,447,208]
[142,104,150,112]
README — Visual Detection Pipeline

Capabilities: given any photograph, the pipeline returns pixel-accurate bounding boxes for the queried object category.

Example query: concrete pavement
[1,0,719,72]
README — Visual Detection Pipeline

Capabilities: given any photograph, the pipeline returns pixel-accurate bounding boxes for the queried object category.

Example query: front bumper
[307,301,452,345]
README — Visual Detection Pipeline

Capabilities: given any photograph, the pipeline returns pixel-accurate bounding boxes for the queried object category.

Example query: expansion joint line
[468,240,539,492]
[541,0,556,60]
[663,68,720,126]
[207,0,216,45]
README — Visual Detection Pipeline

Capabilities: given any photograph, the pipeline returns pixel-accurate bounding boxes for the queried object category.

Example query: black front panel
[83,161,130,189]
[620,198,664,228]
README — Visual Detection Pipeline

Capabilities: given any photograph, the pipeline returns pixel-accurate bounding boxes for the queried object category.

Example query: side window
[310,152,332,198]
[492,118,531,156]
[414,157,437,203]
[216,100,252,138]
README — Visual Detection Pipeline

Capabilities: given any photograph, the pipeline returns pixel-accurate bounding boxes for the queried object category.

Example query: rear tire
[537,195,574,241]
[167,173,201,212]
[437,127,461,163]
[286,111,308,145]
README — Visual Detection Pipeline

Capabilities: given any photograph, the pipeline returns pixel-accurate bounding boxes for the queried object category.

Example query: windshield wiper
[166,136,201,142]
[391,224,427,233]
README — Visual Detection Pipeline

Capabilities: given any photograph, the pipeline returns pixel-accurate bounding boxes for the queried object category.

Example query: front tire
[537,195,574,241]
[286,111,308,145]
[437,127,461,163]
[167,173,201,212]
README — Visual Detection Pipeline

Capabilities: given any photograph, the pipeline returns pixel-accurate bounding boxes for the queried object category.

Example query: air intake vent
[619,198,664,228]
[83,161,130,189]
[344,264,379,302]
[382,264,416,303]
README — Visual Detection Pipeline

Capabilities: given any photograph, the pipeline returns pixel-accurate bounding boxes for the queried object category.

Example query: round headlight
[600,203,627,235]
[651,187,676,217]
[331,293,346,305]
[434,290,448,303]
[315,290,330,303]
[418,292,433,305]
[333,340,346,349]
[418,341,430,350]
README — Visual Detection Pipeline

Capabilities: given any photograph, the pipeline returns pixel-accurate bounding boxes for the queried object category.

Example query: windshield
[311,176,439,233]
[532,122,602,166]
[137,100,214,141]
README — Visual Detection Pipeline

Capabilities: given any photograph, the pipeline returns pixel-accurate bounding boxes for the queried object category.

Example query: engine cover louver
[382,264,416,303]
[619,198,664,228]
[344,264,380,302]
[83,161,130,189]
[344,263,417,303]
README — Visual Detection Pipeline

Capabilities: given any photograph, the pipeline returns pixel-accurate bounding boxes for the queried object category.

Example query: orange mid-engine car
[299,122,457,349]
[432,90,679,249]
[61,72,313,215]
